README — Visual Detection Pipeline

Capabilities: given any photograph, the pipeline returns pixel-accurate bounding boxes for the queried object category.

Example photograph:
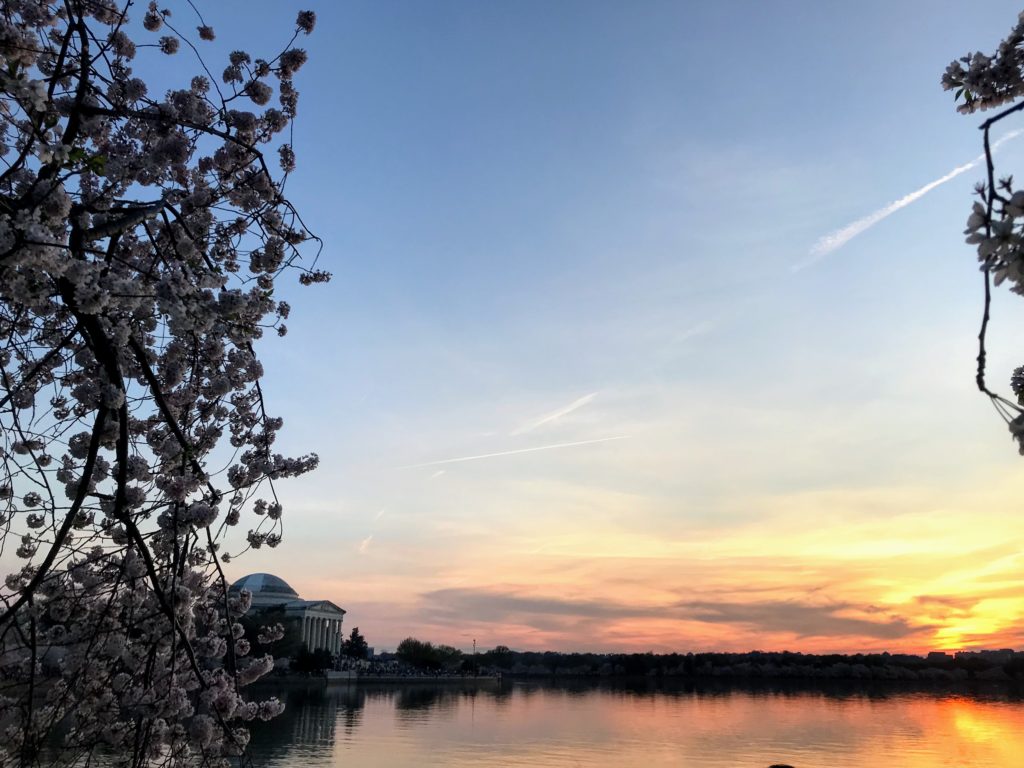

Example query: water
[246,680,1024,767]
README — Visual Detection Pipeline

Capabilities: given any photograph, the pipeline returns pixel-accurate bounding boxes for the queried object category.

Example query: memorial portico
[292,601,347,654]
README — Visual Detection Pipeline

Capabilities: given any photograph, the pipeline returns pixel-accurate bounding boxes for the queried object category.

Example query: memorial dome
[230,573,300,606]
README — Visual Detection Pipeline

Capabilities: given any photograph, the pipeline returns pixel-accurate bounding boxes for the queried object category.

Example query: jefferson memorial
[230,573,347,655]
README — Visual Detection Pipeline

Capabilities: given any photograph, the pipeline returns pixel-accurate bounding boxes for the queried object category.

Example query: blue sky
[192,0,1024,653]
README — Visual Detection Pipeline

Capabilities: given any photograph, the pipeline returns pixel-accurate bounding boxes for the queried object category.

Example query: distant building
[927,652,952,663]
[230,573,346,655]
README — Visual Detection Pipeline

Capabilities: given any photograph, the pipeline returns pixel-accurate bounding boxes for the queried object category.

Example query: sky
[192,0,1024,655]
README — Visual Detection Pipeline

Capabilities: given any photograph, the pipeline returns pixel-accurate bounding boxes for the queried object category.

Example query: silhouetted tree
[343,626,370,659]
[396,637,463,671]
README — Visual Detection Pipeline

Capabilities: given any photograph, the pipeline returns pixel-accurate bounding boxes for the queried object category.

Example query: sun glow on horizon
[229,464,1024,655]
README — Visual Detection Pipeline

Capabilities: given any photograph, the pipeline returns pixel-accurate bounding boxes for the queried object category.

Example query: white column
[333,619,339,654]
[301,615,308,648]
[319,617,326,650]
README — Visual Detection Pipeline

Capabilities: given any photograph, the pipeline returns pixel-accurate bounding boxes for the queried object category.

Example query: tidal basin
[246,680,1024,767]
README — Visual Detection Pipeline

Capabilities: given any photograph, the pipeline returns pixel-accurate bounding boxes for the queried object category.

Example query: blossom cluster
[0,2,326,765]
[962,195,1024,295]
[942,11,1024,113]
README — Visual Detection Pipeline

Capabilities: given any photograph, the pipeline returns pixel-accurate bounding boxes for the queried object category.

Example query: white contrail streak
[510,392,598,436]
[397,435,628,469]
[795,130,1023,271]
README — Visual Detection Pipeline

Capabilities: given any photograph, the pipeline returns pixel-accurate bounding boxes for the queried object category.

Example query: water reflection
[247,684,363,763]
[393,685,463,716]
[246,680,1024,768]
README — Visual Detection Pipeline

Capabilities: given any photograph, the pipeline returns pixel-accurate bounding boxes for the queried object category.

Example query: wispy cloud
[358,535,373,554]
[652,319,715,371]
[510,392,598,436]
[430,469,446,479]
[673,320,714,344]
[795,130,1023,271]
[397,435,628,469]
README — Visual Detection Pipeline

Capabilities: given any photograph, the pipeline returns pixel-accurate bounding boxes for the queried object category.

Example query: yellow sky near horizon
[233,461,1024,655]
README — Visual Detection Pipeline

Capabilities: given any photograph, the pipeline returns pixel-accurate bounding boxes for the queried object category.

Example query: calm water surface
[247,681,1024,767]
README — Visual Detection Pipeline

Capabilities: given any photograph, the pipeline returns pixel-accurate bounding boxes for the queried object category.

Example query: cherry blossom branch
[977,123,999,399]
[0,408,105,628]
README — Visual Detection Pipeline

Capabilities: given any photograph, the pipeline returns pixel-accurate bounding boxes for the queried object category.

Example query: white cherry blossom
[0,3,326,765]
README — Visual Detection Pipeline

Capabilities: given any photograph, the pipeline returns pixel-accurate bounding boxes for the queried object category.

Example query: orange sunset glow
[234,458,1024,654]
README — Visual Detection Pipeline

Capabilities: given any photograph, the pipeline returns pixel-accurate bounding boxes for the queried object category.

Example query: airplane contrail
[794,129,1023,271]
[510,392,598,436]
[398,435,629,469]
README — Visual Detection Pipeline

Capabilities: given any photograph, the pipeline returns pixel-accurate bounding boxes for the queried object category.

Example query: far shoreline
[249,672,1024,700]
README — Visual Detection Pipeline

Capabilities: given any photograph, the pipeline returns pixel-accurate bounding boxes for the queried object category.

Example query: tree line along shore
[253,627,1024,685]
[414,645,1024,683]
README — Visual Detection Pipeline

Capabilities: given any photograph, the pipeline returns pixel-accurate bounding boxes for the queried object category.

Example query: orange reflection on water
[251,684,1024,768]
